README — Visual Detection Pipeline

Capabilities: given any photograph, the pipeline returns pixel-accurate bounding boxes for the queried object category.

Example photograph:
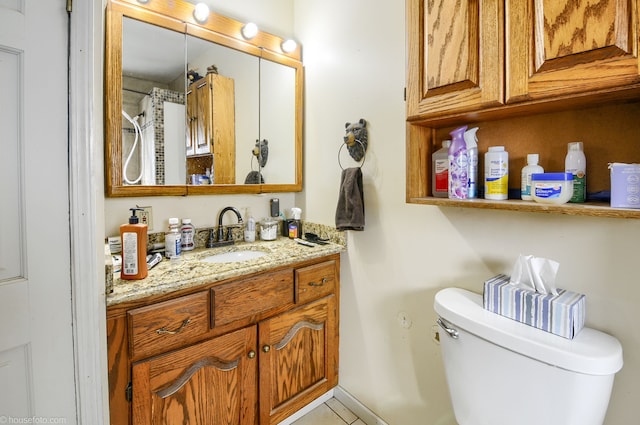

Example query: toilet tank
[434,288,623,425]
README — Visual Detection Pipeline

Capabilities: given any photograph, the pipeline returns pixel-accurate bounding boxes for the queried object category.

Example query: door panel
[132,326,257,425]
[259,296,338,425]
[506,0,640,102]
[406,0,504,118]
[0,1,75,421]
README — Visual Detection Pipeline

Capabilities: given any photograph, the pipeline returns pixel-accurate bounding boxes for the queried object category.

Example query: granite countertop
[107,237,345,307]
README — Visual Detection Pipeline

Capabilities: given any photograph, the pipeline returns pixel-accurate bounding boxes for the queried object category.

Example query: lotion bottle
[120,208,148,280]
[521,154,544,200]
[448,125,469,199]
[244,208,256,242]
[565,141,586,203]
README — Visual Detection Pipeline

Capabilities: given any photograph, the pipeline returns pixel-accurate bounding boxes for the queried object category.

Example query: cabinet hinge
[125,381,133,402]
[66,0,72,13]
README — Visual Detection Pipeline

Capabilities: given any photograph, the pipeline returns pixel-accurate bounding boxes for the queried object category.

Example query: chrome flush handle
[437,318,459,339]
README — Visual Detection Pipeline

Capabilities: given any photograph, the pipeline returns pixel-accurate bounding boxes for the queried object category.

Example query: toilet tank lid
[434,288,623,375]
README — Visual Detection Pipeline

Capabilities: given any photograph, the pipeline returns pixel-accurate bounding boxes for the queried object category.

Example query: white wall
[295,1,639,425]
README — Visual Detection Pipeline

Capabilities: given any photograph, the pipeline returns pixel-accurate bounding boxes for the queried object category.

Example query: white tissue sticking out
[509,254,560,295]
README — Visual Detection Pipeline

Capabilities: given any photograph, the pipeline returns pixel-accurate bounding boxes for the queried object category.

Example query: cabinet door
[258,296,338,425]
[131,326,257,425]
[506,0,640,102]
[186,86,196,156]
[194,78,211,155]
[406,0,504,118]
[211,74,236,184]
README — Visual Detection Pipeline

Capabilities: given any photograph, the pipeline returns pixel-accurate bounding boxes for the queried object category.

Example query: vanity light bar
[120,0,301,60]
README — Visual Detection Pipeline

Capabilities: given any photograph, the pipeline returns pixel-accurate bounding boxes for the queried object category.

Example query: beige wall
[103,1,640,424]
[295,1,638,425]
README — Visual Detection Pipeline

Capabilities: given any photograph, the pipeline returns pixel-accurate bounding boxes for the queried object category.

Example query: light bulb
[241,22,258,40]
[281,39,297,53]
[193,3,210,23]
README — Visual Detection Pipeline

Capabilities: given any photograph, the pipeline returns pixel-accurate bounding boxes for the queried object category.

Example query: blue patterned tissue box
[483,274,586,339]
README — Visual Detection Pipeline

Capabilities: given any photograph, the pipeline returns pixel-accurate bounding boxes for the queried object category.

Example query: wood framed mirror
[105,0,303,197]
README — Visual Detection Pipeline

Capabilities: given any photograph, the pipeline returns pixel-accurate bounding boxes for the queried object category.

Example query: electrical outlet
[137,206,153,230]
[397,311,413,329]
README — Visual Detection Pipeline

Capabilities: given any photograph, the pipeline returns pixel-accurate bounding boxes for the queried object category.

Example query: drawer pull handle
[308,277,328,287]
[262,345,270,353]
[156,318,191,335]
[248,350,256,359]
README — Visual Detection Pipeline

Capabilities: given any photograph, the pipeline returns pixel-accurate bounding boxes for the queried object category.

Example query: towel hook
[338,139,366,170]
[340,118,368,170]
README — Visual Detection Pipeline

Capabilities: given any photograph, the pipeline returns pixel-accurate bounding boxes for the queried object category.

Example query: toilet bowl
[434,287,623,425]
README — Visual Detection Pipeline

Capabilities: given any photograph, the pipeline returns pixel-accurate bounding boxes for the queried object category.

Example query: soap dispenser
[120,208,148,280]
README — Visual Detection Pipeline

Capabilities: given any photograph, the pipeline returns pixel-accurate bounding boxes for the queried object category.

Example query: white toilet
[434,287,623,425]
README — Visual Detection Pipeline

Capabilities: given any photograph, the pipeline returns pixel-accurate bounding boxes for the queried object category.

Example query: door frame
[69,0,109,423]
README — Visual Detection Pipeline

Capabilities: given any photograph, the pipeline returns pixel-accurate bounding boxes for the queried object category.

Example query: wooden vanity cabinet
[107,255,340,425]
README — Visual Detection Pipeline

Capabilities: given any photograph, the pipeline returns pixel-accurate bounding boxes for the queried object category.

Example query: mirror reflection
[122,17,186,185]
[185,34,259,185]
[106,0,303,196]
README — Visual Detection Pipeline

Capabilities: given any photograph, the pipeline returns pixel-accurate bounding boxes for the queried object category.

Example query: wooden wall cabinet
[107,255,340,425]
[406,0,640,219]
[186,73,236,184]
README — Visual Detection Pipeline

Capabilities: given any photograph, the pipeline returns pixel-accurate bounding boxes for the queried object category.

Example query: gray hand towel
[335,167,365,231]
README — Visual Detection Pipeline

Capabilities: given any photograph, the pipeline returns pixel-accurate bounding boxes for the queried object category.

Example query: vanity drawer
[128,291,210,360]
[211,269,294,328]
[295,260,336,304]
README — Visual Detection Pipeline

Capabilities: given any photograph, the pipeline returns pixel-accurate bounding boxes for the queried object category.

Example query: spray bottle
[448,125,469,199]
[464,127,479,199]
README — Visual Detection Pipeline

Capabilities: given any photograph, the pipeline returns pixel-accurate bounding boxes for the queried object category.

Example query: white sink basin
[201,250,267,264]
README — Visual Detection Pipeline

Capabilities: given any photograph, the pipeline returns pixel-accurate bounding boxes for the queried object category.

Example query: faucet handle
[206,229,217,248]
[226,227,233,241]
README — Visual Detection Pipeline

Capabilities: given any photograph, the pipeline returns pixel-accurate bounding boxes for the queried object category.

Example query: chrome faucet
[217,206,244,242]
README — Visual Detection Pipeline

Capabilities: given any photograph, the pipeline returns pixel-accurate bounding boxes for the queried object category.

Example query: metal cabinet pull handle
[308,277,328,287]
[248,350,256,359]
[437,318,459,339]
[262,345,270,353]
[156,318,191,335]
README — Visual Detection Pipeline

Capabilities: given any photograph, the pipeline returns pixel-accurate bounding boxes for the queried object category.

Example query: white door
[0,1,77,423]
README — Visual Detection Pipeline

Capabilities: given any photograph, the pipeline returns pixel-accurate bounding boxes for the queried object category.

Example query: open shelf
[408,197,640,220]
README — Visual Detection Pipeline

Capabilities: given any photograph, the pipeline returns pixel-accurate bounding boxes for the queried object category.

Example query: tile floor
[292,397,365,425]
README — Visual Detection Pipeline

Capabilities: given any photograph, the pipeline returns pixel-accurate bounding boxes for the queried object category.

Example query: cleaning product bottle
[432,139,451,198]
[165,218,181,259]
[521,154,544,200]
[180,218,195,251]
[565,141,586,203]
[288,207,302,239]
[484,146,509,200]
[244,208,256,242]
[448,125,469,199]
[464,127,479,199]
[120,208,148,280]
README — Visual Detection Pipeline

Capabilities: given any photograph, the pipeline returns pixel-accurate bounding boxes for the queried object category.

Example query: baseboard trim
[333,386,390,425]
[276,390,335,425]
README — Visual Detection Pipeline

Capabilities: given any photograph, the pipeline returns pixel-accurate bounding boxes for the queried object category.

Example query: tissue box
[483,274,585,339]
[610,163,640,209]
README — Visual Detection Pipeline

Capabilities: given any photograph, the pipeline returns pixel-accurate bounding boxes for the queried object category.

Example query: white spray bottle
[464,127,479,199]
